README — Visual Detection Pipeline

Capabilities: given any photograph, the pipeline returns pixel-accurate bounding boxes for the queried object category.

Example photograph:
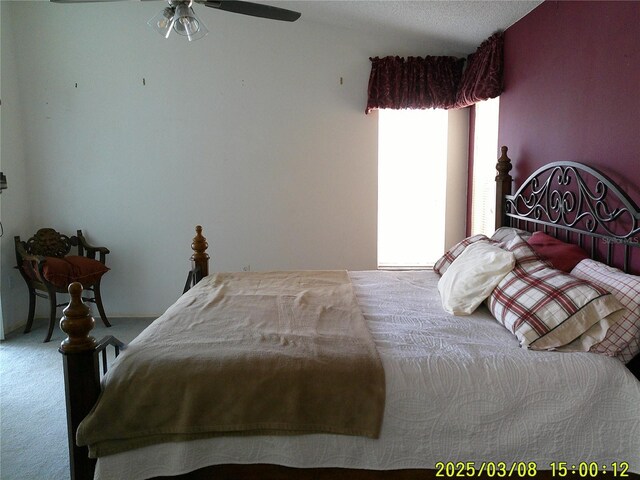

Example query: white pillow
[438,242,516,315]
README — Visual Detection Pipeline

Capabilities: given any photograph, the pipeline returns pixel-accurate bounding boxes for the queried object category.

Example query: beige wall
[1,1,465,330]
[1,1,33,335]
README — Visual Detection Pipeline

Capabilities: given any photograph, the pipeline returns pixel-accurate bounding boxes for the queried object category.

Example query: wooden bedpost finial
[59,282,97,353]
[191,225,209,279]
[495,146,513,229]
[495,145,512,181]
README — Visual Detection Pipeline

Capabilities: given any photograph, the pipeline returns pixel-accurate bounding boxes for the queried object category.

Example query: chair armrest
[75,230,110,264]
[15,241,47,278]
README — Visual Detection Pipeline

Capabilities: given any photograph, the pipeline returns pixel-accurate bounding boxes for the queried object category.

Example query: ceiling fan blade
[51,0,137,3]
[51,0,160,3]
[201,1,301,22]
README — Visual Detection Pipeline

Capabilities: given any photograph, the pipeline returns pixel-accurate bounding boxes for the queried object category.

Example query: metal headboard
[496,148,640,273]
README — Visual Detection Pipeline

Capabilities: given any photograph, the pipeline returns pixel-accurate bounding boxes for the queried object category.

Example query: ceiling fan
[51,0,302,41]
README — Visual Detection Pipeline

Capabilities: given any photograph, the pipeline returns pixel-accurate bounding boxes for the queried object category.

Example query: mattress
[94,270,640,480]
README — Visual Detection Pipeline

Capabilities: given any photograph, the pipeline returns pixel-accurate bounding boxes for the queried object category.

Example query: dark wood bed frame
[59,147,640,480]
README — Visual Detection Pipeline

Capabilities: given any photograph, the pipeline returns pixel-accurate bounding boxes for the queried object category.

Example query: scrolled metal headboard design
[505,161,640,271]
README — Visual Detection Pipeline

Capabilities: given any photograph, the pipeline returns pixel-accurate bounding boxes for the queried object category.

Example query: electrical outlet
[242,265,251,272]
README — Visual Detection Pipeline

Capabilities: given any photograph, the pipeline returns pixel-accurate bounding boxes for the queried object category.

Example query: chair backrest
[23,228,73,258]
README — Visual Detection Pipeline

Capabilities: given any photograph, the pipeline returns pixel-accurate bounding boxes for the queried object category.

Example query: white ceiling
[33,0,543,56]
[274,1,543,55]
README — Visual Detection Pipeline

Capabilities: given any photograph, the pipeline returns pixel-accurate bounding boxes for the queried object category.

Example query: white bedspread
[95,270,640,479]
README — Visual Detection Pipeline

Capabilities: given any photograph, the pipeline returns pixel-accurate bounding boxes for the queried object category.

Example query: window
[470,97,500,237]
[377,109,448,269]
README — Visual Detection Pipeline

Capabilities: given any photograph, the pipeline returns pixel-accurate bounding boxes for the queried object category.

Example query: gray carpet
[0,317,155,480]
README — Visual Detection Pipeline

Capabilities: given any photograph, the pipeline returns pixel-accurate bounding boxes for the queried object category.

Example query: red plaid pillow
[490,226,532,244]
[571,259,640,363]
[502,234,549,273]
[487,236,624,350]
[434,235,495,276]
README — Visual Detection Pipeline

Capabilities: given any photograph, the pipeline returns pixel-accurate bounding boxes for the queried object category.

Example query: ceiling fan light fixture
[147,6,176,38]
[172,3,208,41]
[148,1,208,41]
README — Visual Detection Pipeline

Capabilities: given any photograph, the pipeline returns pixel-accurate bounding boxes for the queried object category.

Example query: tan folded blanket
[77,270,385,457]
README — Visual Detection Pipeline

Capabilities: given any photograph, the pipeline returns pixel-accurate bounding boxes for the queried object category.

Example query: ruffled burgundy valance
[365,32,504,114]
[365,56,465,113]
[454,32,504,109]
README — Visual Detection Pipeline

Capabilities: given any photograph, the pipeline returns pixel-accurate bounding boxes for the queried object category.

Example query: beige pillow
[438,242,516,315]
[433,234,495,276]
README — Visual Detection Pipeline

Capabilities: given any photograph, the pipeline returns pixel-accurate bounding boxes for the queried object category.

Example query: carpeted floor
[0,317,155,480]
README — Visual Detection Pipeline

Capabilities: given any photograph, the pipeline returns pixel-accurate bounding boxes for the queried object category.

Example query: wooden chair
[14,228,111,342]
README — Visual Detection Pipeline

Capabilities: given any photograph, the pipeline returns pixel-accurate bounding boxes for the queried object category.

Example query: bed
[59,147,640,480]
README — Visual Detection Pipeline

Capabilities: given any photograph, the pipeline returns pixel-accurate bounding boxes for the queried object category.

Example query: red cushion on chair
[65,256,110,285]
[41,257,77,288]
[40,256,109,289]
[526,231,589,273]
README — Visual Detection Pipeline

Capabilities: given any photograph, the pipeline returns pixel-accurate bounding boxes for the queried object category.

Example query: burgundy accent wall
[498,0,640,272]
